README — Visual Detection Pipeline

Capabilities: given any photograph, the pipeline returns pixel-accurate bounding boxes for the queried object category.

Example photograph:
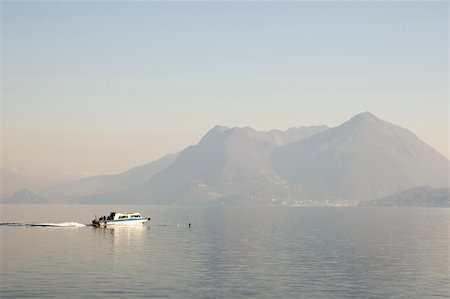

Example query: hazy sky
[1,1,448,179]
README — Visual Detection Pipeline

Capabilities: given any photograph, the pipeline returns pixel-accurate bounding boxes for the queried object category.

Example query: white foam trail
[35,222,86,227]
[0,222,86,227]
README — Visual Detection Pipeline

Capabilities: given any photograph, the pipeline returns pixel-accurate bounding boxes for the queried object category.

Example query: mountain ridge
[358,186,450,207]
[83,125,328,204]
[271,112,449,202]
[39,153,179,200]
[3,112,448,205]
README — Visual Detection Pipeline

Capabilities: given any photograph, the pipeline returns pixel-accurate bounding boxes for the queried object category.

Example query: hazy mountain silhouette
[5,112,448,205]
[0,169,30,199]
[4,188,48,204]
[272,112,449,203]
[358,186,450,207]
[40,153,178,201]
[83,125,328,204]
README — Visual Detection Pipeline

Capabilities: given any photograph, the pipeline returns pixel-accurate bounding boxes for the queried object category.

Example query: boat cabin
[108,212,143,221]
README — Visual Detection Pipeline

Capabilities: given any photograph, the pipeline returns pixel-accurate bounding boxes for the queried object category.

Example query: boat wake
[0,222,86,228]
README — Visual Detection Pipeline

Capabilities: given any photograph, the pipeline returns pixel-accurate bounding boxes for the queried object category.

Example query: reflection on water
[108,225,148,248]
[0,204,448,299]
[91,224,150,258]
[92,224,149,240]
[106,224,148,239]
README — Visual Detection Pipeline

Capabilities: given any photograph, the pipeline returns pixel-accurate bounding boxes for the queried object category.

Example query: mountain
[358,186,450,207]
[83,125,328,204]
[9,112,448,205]
[0,167,92,200]
[40,153,178,201]
[3,188,48,204]
[271,112,449,203]
[0,169,30,199]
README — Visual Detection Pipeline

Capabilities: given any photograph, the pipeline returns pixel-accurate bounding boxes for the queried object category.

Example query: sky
[1,1,448,180]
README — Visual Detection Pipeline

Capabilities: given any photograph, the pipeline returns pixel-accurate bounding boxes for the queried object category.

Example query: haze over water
[1,2,448,298]
[1,204,448,298]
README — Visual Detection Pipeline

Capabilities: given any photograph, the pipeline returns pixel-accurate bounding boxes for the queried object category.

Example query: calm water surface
[1,204,448,298]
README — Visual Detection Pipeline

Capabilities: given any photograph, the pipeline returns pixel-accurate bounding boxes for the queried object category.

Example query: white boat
[92,212,150,227]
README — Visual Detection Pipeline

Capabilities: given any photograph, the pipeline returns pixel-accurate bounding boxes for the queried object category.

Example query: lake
[0,204,448,298]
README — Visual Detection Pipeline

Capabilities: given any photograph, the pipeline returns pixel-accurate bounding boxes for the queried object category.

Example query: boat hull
[92,218,149,227]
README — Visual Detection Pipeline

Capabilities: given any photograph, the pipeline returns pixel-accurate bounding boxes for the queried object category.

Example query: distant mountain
[11,112,449,206]
[83,125,328,204]
[358,186,450,207]
[40,153,178,201]
[0,167,92,199]
[271,112,449,204]
[3,188,48,204]
[0,169,30,199]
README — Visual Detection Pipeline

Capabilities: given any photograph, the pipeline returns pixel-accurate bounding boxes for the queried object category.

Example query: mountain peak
[4,188,46,203]
[350,111,379,123]
[207,125,229,135]
[200,125,230,143]
[211,125,229,132]
[338,112,386,133]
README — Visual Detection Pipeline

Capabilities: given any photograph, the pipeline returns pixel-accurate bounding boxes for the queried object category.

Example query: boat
[92,212,150,227]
